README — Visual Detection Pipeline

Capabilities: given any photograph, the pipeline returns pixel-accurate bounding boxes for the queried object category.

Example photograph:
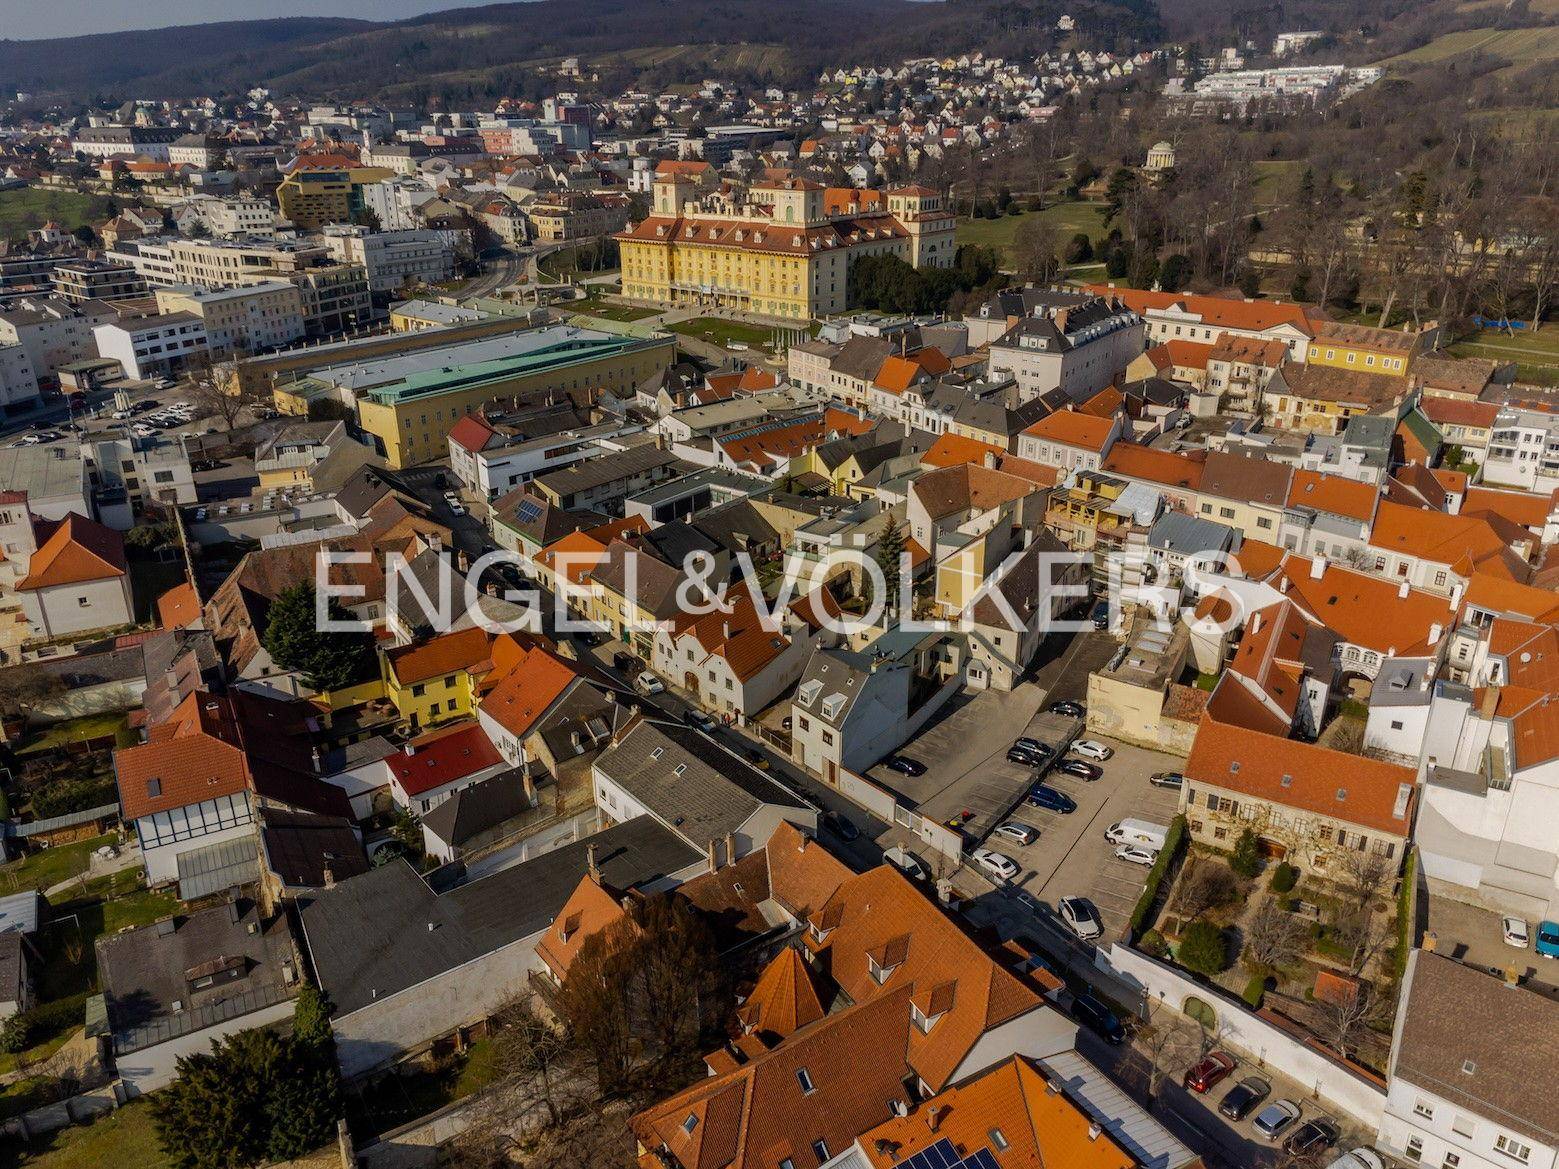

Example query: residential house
[651,591,812,719]
[1380,950,1559,1169]
[592,718,817,859]
[384,720,512,816]
[15,513,134,641]
[1016,408,1122,472]
[1181,713,1416,871]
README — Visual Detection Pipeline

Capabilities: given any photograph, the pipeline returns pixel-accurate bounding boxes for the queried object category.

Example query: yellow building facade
[277,165,394,231]
[617,176,955,320]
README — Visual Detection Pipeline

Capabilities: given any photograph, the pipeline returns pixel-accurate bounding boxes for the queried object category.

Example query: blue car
[1072,992,1125,1044]
[1027,785,1076,814]
[1538,920,1559,958]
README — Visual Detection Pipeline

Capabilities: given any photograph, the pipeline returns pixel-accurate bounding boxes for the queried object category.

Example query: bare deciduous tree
[1243,899,1309,978]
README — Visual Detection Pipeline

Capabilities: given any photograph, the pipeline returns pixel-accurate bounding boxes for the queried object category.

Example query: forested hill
[0,0,1161,102]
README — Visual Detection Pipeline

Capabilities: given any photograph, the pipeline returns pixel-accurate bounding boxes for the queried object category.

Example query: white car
[992,822,1038,847]
[971,848,1019,882]
[447,501,467,516]
[1058,896,1103,941]
[1115,844,1158,866]
[1069,739,1114,761]
[635,671,664,695]
[885,846,928,881]
[1326,1151,1385,1169]
[1503,916,1531,948]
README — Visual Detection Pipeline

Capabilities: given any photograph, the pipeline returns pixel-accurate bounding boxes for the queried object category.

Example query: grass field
[0,187,110,243]
[1379,26,1559,67]
[1449,325,1559,386]
[0,833,114,893]
[956,200,1109,264]
[667,317,779,349]
[567,297,658,322]
[16,1099,166,1169]
[16,712,133,757]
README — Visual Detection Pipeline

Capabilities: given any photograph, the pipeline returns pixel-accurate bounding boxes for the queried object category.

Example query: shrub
[1231,829,1261,878]
[1128,815,1187,939]
[0,1012,27,1053]
[1270,861,1299,894]
[1177,921,1230,976]
[1139,929,1168,957]
[1242,974,1267,1008]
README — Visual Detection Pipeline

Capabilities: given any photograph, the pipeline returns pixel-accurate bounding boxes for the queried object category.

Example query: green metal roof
[363,333,669,406]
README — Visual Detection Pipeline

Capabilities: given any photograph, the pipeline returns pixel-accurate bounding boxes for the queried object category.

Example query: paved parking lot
[1423,887,1559,997]
[989,736,1184,941]
[1082,1024,1380,1169]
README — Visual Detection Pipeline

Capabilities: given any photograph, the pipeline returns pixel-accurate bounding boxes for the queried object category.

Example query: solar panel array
[514,499,544,523]
[899,1138,999,1169]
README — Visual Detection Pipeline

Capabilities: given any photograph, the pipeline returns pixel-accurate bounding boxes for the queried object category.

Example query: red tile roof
[385,720,502,797]
[446,413,497,454]
[17,514,126,590]
[921,432,1007,469]
[385,627,494,687]
[156,582,202,631]
[1083,284,1319,335]
[1021,408,1115,451]
[1187,713,1416,836]
[477,646,580,738]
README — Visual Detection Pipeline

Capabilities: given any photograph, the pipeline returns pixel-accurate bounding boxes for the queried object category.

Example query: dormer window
[682,1113,698,1135]
[798,680,822,707]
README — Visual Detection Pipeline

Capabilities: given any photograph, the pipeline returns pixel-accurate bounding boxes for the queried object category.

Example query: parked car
[1284,1120,1339,1156]
[1326,1150,1385,1169]
[1504,916,1531,948]
[1055,759,1102,781]
[1253,1100,1303,1141]
[972,848,1019,882]
[745,748,770,770]
[1013,736,1051,755]
[884,756,926,777]
[822,811,859,842]
[1537,920,1559,958]
[1182,1051,1236,1094]
[1007,745,1047,767]
[1105,819,1170,851]
[1091,600,1111,630]
[992,822,1038,846]
[1071,992,1124,1044]
[1218,1077,1271,1121]
[884,846,928,881]
[1027,786,1076,814]
[1069,739,1114,761]
[111,407,133,420]
[1149,771,1186,789]
[1047,700,1085,718]
[613,651,639,672]
[1058,896,1102,941]
[1115,844,1158,866]
[634,671,664,695]
[447,500,467,516]
[681,709,717,733]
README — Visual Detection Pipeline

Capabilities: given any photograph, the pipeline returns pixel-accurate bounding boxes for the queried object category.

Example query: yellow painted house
[1305,320,1438,378]
[382,626,501,731]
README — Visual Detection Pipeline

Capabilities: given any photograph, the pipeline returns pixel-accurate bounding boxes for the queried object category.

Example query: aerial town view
[0,0,1554,1166]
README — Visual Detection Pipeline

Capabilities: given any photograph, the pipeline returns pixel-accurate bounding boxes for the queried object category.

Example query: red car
[1182,1051,1236,1094]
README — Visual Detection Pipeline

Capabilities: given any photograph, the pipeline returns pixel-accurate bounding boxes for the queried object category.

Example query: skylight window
[796,1067,815,1094]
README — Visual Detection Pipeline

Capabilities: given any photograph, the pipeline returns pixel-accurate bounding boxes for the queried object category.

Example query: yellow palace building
[616,175,955,320]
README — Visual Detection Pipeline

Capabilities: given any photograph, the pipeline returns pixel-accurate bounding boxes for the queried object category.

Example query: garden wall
[1099,942,1387,1131]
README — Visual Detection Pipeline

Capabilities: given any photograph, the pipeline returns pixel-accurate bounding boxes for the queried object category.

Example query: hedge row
[1128,813,1188,940]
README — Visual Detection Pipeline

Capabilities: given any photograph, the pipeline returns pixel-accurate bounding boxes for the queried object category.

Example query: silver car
[1253,1099,1302,1140]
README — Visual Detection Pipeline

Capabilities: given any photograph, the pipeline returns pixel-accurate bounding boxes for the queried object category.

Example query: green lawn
[956,201,1109,264]
[0,834,113,893]
[667,317,779,349]
[568,299,658,322]
[1448,326,1559,386]
[16,1098,167,1169]
[16,713,133,757]
[0,187,111,245]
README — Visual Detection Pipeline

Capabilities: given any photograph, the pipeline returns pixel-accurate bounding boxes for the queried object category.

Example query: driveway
[1423,885,1559,997]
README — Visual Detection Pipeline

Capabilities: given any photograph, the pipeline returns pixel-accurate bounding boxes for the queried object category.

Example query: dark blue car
[1027,785,1076,813]
[1073,992,1126,1044]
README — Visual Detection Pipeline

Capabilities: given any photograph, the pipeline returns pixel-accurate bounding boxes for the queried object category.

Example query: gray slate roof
[593,720,811,849]
[299,816,699,1015]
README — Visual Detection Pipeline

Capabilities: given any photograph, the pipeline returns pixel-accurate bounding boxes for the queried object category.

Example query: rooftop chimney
[1309,555,1327,580]
[724,831,736,865]
[587,842,601,884]
[1087,1123,1103,1141]
[403,741,415,757]
[322,867,335,888]
[927,1105,943,1133]
[1398,579,1411,599]
[706,838,719,875]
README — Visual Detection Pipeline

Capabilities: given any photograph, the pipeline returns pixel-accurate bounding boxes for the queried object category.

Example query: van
[1104,818,1169,851]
